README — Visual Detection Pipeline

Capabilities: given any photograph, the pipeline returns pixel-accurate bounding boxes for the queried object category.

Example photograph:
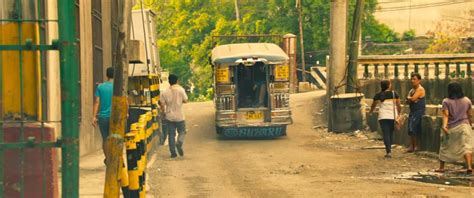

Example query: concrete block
[366,112,444,152]
[360,78,473,104]
[3,123,59,198]
[330,93,365,132]
[420,116,441,152]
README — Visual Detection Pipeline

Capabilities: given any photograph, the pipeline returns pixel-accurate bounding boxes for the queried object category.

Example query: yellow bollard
[125,123,140,197]
[151,109,159,141]
[120,160,130,197]
[137,117,147,196]
[145,112,153,151]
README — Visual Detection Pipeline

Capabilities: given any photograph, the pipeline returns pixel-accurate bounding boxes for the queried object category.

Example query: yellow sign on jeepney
[275,65,289,81]
[246,111,263,120]
[216,67,229,83]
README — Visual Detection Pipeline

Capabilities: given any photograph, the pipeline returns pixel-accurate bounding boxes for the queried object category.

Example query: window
[92,0,103,96]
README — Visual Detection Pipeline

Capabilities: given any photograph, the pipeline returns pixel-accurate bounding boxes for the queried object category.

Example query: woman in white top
[369,80,401,158]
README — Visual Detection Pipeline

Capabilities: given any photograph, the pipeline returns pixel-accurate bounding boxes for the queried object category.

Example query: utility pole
[327,0,347,131]
[297,0,306,82]
[58,0,80,197]
[104,0,133,197]
[234,0,240,22]
[346,0,364,93]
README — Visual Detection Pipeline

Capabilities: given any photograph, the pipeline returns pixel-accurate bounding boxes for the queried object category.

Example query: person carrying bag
[393,91,406,131]
[369,80,401,158]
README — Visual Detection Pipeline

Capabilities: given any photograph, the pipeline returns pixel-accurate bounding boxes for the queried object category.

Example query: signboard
[220,126,286,138]
[274,65,289,81]
[216,67,230,83]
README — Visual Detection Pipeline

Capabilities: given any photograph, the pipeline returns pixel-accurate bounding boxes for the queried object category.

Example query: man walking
[93,67,114,160]
[159,74,188,158]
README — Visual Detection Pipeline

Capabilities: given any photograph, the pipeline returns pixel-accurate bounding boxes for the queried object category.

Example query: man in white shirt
[159,74,188,158]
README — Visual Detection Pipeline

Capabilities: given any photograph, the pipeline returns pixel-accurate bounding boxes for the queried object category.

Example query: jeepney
[211,43,292,138]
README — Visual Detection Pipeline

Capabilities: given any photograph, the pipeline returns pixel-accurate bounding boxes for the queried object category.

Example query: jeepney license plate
[245,111,263,120]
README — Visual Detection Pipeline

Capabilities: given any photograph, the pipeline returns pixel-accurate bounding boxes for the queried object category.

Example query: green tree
[402,29,416,41]
[142,0,398,100]
[425,22,469,54]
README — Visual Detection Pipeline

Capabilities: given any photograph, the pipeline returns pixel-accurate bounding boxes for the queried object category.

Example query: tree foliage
[425,21,469,54]
[141,0,397,100]
[401,29,416,41]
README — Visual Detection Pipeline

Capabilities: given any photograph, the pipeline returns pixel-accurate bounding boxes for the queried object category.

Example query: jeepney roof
[211,43,289,64]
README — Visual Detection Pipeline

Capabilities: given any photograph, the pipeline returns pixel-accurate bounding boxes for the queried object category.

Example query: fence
[0,1,80,197]
[357,53,474,104]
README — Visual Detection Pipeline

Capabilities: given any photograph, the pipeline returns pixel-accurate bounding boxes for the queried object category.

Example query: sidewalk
[79,150,106,198]
[80,148,159,197]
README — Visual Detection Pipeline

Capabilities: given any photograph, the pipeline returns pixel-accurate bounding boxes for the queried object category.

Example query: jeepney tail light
[272,93,290,109]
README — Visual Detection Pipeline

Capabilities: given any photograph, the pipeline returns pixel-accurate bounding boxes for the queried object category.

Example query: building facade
[1,0,121,155]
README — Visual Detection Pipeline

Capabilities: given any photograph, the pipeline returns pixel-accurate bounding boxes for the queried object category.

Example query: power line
[378,0,410,4]
[442,15,471,21]
[378,1,469,12]
[376,0,472,12]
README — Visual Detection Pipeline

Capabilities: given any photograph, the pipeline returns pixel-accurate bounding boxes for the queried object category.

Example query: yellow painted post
[137,117,146,196]
[0,23,41,118]
[145,112,153,151]
[104,97,128,197]
[152,109,159,140]
[103,0,133,197]
[120,160,130,197]
[125,123,139,197]
[142,112,153,198]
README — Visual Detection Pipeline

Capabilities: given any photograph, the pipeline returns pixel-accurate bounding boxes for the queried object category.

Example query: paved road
[79,91,473,197]
[145,91,473,197]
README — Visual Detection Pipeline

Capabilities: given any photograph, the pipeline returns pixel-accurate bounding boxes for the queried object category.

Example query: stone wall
[360,78,473,104]
[367,113,442,153]
[367,105,474,153]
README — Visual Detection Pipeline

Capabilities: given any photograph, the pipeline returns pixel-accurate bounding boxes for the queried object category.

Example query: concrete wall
[46,0,61,142]
[363,77,474,153]
[78,1,99,156]
[367,113,442,152]
[80,0,115,155]
[102,0,112,76]
[360,78,473,104]
[78,0,115,156]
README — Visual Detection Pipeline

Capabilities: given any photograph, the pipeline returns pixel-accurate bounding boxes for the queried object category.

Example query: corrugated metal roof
[211,43,289,64]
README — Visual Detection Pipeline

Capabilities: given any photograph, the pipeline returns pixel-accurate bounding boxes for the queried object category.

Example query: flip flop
[467,169,472,174]
[434,169,445,173]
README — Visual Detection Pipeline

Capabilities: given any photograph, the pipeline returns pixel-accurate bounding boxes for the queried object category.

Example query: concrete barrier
[2,123,59,198]
[367,112,444,153]
[360,78,473,104]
